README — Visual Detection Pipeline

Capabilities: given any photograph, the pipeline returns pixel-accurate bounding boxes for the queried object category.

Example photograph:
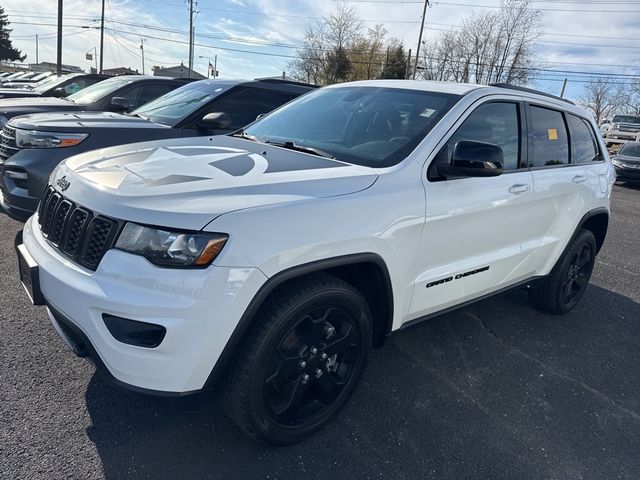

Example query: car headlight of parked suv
[15,129,89,149]
[114,222,228,268]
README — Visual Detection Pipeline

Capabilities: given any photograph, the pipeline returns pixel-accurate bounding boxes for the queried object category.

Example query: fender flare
[202,253,394,390]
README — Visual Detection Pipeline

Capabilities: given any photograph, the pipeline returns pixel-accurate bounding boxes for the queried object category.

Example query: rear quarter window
[566,114,601,163]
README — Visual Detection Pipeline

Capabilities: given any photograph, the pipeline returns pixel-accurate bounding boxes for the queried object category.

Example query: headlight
[114,223,228,268]
[15,129,88,149]
[611,158,623,166]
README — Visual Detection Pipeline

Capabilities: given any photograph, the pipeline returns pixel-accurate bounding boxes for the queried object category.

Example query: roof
[327,80,485,95]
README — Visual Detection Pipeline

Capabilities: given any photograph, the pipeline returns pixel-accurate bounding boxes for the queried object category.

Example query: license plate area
[16,242,45,306]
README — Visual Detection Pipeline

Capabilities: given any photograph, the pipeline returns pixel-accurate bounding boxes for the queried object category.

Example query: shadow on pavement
[85,285,640,480]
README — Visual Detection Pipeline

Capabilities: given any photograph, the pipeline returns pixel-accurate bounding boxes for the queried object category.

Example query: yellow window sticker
[548,128,558,140]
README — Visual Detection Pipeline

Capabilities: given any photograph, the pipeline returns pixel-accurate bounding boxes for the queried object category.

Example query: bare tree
[580,78,628,124]
[418,0,541,85]
[289,4,365,85]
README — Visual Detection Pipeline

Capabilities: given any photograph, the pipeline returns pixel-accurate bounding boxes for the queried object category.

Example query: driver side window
[430,102,521,180]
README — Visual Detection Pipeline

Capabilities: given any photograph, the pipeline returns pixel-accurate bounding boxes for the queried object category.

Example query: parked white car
[15,80,615,444]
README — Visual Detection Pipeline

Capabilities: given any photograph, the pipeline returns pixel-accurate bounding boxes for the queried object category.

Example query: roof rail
[490,83,575,105]
[254,76,319,88]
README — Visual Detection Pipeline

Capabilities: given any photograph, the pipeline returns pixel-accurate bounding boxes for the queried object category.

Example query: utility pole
[35,35,38,65]
[56,0,63,76]
[188,0,194,77]
[99,0,105,74]
[140,38,145,75]
[560,78,568,98]
[406,48,412,79]
[413,0,429,80]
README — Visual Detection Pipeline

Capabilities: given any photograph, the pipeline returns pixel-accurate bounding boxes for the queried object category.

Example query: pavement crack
[465,310,640,423]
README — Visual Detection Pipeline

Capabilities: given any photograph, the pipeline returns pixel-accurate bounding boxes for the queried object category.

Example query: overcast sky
[3,0,639,101]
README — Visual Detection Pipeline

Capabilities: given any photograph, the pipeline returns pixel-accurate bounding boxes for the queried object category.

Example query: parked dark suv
[0,78,315,221]
[0,75,190,129]
[0,73,108,100]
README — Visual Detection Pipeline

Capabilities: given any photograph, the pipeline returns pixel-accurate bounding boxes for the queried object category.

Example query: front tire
[529,229,597,314]
[223,273,372,444]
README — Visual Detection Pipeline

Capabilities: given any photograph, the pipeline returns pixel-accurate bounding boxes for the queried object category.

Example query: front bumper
[614,164,640,182]
[19,216,268,394]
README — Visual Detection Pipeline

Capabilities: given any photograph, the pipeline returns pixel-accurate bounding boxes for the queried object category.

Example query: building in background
[102,67,139,76]
[152,62,205,79]
[29,62,83,73]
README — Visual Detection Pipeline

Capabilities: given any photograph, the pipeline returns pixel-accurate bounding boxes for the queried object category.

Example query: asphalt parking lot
[1,183,639,480]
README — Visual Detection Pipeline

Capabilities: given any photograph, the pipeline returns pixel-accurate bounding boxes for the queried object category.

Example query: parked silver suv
[604,114,640,147]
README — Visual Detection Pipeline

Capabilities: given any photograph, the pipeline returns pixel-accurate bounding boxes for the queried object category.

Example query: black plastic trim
[47,303,200,398]
[202,253,394,390]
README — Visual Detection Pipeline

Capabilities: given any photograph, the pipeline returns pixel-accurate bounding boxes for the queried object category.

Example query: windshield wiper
[230,129,260,142]
[127,112,149,120]
[264,140,335,159]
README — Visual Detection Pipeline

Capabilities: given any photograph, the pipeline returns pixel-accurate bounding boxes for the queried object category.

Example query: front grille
[38,185,121,271]
[0,125,21,164]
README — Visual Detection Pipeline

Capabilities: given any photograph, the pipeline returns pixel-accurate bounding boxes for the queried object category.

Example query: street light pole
[35,35,38,65]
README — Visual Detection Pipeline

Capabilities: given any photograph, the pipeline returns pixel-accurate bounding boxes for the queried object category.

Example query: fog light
[102,314,166,348]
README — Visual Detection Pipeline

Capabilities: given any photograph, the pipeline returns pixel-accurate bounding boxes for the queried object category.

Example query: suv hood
[51,136,378,230]
[10,111,168,131]
[0,97,74,116]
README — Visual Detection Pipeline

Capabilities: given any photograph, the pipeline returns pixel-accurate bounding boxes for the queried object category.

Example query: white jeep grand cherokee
[15,80,615,444]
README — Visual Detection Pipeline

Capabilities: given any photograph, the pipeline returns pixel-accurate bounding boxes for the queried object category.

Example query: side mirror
[443,140,504,177]
[199,112,231,131]
[110,97,132,112]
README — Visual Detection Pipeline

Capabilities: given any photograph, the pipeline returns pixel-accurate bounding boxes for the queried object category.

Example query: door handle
[572,175,587,184]
[508,183,530,194]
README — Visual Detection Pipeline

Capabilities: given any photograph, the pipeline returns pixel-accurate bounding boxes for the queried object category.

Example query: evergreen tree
[0,7,26,63]
[327,46,352,83]
[380,43,407,80]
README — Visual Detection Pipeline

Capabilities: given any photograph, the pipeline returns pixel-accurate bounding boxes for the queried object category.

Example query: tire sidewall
[551,229,597,313]
[248,286,372,445]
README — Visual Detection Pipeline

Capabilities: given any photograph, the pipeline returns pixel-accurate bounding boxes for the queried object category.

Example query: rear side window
[530,106,569,167]
[137,84,176,107]
[567,114,600,163]
[210,88,297,131]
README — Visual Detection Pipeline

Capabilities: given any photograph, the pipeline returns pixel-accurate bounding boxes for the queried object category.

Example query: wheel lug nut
[299,360,307,369]
[315,369,323,378]
[321,353,327,360]
[301,374,310,384]
[310,347,318,355]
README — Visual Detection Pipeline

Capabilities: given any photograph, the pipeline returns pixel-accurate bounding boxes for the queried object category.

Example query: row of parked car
[0,73,316,220]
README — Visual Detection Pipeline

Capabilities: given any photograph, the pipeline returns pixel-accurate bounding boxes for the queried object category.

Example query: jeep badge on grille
[56,176,70,192]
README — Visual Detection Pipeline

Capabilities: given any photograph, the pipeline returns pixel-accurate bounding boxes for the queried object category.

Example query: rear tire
[529,229,596,314]
[223,272,372,444]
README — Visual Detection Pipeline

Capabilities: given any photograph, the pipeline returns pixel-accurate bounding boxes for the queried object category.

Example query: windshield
[619,142,640,157]
[612,115,640,125]
[133,80,232,126]
[244,86,461,167]
[33,74,74,92]
[67,76,133,104]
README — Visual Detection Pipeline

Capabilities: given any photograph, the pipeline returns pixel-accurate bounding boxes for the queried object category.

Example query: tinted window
[210,88,297,131]
[67,77,136,105]
[612,115,640,125]
[117,84,175,110]
[530,106,569,167]
[134,80,236,126]
[61,77,97,96]
[443,102,521,170]
[245,86,461,167]
[567,114,600,163]
[619,142,640,157]
[137,83,175,107]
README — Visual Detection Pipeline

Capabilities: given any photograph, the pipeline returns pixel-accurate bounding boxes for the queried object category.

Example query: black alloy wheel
[529,228,597,314]
[223,273,372,444]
